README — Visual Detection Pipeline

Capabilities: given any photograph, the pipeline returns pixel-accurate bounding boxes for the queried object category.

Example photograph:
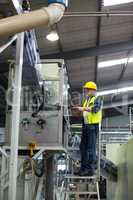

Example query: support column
[8,33,24,200]
[45,155,55,200]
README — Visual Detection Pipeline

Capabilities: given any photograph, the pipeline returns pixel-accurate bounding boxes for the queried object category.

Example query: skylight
[104,0,133,6]
[98,57,133,68]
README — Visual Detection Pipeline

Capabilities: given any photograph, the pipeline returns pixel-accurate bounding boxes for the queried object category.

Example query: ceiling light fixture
[98,57,133,68]
[104,0,133,6]
[98,86,133,96]
[46,30,59,42]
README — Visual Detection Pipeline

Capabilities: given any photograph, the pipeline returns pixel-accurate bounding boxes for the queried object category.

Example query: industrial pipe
[64,11,133,17]
[0,1,67,37]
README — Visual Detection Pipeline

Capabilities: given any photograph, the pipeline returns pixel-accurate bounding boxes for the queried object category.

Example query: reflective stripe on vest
[83,96,102,124]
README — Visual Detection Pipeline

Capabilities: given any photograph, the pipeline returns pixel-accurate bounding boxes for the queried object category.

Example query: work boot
[78,169,93,176]
[74,169,82,176]
[80,169,94,176]
[87,170,94,176]
[74,168,87,176]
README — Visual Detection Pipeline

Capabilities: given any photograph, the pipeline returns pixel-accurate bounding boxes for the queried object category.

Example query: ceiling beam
[41,40,133,60]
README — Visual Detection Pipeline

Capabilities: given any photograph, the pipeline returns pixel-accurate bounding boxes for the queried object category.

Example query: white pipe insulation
[0,3,65,37]
[44,3,65,25]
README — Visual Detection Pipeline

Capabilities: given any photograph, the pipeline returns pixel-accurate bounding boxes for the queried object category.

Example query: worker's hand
[78,107,84,112]
[72,107,91,112]
[84,107,91,112]
[72,106,79,110]
[72,106,84,112]
[73,107,84,112]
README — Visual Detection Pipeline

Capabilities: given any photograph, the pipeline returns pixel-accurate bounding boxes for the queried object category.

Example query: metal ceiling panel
[97,51,133,87]
[100,22,133,45]
[67,57,95,89]
[121,62,133,80]
[1,0,133,92]
[98,66,124,88]
[98,51,128,62]
[100,3,133,45]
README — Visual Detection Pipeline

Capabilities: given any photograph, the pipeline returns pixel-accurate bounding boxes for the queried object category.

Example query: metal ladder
[63,175,100,200]
[62,122,102,200]
[58,117,102,200]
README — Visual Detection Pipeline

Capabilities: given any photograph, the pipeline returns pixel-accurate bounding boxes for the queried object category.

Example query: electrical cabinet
[5,60,70,147]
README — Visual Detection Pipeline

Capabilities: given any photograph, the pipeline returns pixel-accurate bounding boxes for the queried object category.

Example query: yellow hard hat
[83,81,97,90]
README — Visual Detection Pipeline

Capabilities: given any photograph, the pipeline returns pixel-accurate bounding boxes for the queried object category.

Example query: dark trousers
[80,123,99,171]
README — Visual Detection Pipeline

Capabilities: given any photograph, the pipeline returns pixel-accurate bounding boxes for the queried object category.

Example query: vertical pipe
[0,153,7,199]
[45,155,54,200]
[24,174,29,200]
[58,61,64,144]
[36,177,44,200]
[98,122,101,180]
[96,181,100,200]
[129,107,132,133]
[8,32,24,200]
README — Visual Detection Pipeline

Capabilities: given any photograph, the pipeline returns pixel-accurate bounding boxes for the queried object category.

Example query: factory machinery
[0,59,70,200]
[0,53,124,200]
[1,53,132,200]
[0,0,133,200]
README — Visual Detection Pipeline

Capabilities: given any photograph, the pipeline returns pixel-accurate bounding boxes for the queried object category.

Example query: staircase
[63,175,100,200]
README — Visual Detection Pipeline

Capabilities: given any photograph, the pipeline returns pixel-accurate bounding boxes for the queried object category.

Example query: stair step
[64,175,97,180]
[65,191,98,195]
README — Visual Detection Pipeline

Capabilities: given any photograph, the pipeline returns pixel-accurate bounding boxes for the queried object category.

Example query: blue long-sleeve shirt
[91,96,103,113]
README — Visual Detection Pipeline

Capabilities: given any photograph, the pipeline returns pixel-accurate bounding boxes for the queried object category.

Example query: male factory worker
[74,81,102,176]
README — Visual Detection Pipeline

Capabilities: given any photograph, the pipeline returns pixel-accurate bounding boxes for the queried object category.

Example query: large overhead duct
[0,0,67,37]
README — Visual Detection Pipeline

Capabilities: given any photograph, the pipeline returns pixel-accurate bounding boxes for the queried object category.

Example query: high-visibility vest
[83,96,102,124]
